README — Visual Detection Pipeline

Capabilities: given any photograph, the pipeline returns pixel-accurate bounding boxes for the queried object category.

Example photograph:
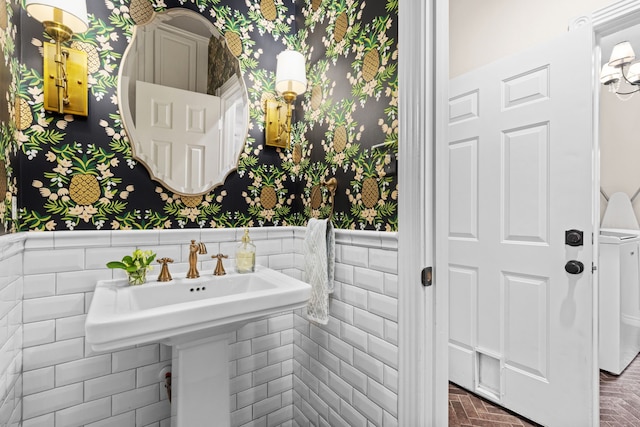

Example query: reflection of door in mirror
[118,8,249,196]
[220,77,245,174]
[136,81,222,194]
[153,23,207,92]
[137,20,222,194]
[129,19,211,125]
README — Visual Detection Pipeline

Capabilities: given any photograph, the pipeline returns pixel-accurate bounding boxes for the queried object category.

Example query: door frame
[589,0,640,422]
[397,0,448,425]
[397,0,640,425]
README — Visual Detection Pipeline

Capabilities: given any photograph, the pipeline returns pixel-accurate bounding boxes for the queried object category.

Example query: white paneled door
[447,24,594,426]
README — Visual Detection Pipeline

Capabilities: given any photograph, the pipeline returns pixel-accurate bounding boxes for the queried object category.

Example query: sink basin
[85,265,310,427]
[85,265,311,351]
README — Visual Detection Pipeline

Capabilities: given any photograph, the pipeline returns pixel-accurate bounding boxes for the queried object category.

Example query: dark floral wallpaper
[1,0,397,232]
[299,0,398,230]
[0,0,19,234]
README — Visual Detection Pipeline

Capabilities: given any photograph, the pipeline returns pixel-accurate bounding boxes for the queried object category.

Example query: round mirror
[118,8,249,196]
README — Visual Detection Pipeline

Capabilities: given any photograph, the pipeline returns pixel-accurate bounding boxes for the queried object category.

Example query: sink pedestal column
[172,335,230,427]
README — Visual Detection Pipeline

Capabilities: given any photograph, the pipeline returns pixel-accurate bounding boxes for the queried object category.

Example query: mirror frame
[117,7,250,196]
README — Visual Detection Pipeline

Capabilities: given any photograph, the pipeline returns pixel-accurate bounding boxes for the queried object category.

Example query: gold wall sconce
[25,0,89,116]
[265,50,307,149]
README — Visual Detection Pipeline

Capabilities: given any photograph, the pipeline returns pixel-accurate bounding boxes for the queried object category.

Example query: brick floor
[600,353,640,426]
[450,353,640,426]
[449,382,539,427]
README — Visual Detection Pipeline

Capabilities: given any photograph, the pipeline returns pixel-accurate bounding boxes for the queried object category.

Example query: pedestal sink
[85,266,311,426]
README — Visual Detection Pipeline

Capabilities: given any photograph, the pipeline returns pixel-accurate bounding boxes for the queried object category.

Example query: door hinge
[421,266,433,287]
[592,263,597,273]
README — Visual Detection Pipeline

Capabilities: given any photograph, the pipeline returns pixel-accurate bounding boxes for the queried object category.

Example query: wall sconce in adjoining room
[25,0,89,116]
[265,50,307,149]
[601,40,640,100]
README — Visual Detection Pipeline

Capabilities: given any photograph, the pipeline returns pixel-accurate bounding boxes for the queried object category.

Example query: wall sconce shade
[25,0,88,37]
[275,50,308,97]
[266,50,307,148]
[25,0,89,116]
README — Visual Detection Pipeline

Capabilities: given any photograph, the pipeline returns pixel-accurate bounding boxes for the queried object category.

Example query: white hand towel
[304,218,335,324]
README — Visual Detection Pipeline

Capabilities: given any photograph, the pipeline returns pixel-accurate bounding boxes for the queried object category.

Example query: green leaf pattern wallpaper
[0,0,19,235]
[0,0,397,232]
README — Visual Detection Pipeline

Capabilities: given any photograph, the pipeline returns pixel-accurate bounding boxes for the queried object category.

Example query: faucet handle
[157,258,174,282]
[212,254,228,276]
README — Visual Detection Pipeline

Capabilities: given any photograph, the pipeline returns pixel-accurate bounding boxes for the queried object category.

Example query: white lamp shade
[627,62,640,84]
[609,41,636,68]
[25,0,89,34]
[275,50,307,96]
[600,63,621,85]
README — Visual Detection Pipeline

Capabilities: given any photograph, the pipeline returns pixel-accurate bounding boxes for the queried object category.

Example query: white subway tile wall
[292,231,399,427]
[0,234,24,427]
[0,227,397,426]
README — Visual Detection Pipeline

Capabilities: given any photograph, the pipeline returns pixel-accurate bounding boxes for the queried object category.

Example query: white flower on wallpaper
[8,0,398,232]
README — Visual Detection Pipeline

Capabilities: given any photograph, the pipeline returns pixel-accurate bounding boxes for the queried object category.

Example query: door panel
[448,266,476,390]
[448,23,594,426]
[502,66,549,108]
[503,272,549,377]
[449,266,477,348]
[449,139,479,239]
[502,123,549,243]
[136,80,222,194]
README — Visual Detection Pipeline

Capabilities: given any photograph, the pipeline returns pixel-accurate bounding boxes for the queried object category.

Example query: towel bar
[321,178,337,220]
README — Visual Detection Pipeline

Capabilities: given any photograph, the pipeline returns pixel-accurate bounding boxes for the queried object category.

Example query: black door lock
[565,229,584,247]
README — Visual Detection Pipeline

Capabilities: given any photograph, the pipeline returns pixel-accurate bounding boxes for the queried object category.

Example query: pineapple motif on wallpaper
[260,0,277,21]
[69,173,101,206]
[5,0,398,232]
[302,0,398,230]
[225,30,243,57]
[129,0,154,25]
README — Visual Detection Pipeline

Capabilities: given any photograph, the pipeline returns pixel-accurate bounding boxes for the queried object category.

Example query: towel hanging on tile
[304,218,335,324]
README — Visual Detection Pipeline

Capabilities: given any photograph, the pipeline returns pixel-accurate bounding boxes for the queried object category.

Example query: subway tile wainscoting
[0,227,397,426]
[0,234,23,426]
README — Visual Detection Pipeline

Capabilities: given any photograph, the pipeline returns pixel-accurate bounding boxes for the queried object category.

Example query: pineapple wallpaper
[0,0,19,235]
[1,0,398,232]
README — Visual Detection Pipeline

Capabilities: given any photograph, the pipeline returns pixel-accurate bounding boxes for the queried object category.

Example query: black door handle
[565,260,584,275]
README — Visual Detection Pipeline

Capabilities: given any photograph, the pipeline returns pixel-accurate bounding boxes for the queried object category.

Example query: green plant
[107,249,156,274]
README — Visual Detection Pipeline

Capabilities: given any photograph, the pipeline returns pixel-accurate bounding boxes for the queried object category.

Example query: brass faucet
[186,240,207,279]
[213,254,228,276]
[157,258,173,282]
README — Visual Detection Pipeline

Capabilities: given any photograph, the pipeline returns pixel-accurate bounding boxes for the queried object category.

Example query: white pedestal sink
[85,266,311,426]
